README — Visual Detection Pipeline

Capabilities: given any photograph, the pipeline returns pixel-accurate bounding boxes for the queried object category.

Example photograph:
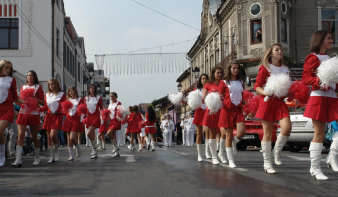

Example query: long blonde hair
[47,78,62,94]
[67,86,79,100]
[259,44,287,71]
[0,59,13,77]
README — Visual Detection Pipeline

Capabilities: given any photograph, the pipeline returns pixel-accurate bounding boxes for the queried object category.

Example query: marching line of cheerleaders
[0,30,337,181]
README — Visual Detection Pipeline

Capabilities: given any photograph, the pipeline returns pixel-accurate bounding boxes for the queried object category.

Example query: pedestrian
[107,92,122,157]
[182,115,187,146]
[163,114,174,147]
[155,119,163,145]
[302,30,338,180]
[175,118,182,145]
[160,115,167,145]
[254,44,291,174]
[0,60,25,166]
[202,66,224,165]
[39,78,66,163]
[186,112,196,147]
[127,105,143,151]
[143,106,157,151]
[84,84,104,159]
[62,86,84,161]
[218,62,246,168]
[140,112,146,148]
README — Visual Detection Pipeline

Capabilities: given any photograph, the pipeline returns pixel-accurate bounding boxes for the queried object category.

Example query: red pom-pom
[20,88,35,101]
[243,95,261,115]
[138,121,145,129]
[77,104,88,115]
[100,109,111,122]
[243,90,254,102]
[21,97,39,114]
[61,100,73,113]
[288,81,310,104]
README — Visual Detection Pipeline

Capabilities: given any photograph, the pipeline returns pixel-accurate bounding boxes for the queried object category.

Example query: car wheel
[288,143,302,152]
[237,142,247,150]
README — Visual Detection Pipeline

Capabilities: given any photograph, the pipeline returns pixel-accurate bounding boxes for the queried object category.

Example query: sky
[64,0,203,107]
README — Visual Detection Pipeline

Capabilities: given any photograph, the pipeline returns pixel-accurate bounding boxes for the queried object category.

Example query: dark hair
[110,92,118,98]
[310,30,331,54]
[207,67,224,84]
[128,106,133,113]
[147,106,156,122]
[223,62,241,84]
[26,70,39,84]
[87,84,97,98]
[197,74,209,89]
[133,105,139,114]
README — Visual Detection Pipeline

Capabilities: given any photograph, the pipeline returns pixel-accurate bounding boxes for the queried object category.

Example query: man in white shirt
[186,112,196,147]
[163,114,174,147]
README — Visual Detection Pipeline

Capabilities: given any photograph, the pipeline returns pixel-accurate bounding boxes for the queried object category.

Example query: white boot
[261,141,276,174]
[205,139,211,159]
[0,144,6,167]
[111,139,119,153]
[217,142,220,153]
[127,136,131,142]
[209,139,219,165]
[197,144,203,162]
[226,147,236,168]
[146,138,150,150]
[75,144,81,157]
[68,147,74,161]
[232,136,240,155]
[102,141,106,150]
[151,141,155,151]
[47,147,55,163]
[218,138,227,164]
[90,140,98,159]
[310,142,329,180]
[98,141,102,150]
[33,149,41,166]
[326,132,338,172]
[54,144,59,162]
[11,145,23,167]
[273,134,289,165]
[138,144,142,151]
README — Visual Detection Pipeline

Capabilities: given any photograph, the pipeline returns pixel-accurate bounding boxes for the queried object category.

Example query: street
[0,144,337,197]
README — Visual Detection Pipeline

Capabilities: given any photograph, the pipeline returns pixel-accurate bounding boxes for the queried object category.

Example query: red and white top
[19,84,44,115]
[144,113,156,127]
[108,100,121,119]
[219,80,243,109]
[68,97,84,117]
[302,53,337,98]
[0,76,18,106]
[254,64,290,90]
[85,95,103,115]
[203,82,221,94]
[40,92,66,114]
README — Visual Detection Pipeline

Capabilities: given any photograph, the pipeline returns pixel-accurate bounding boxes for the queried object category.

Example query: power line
[130,0,200,32]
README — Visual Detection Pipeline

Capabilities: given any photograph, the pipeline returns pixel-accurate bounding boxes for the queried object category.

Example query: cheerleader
[85,84,104,159]
[127,105,143,151]
[202,67,224,165]
[254,44,291,173]
[0,60,24,166]
[140,112,146,148]
[40,78,66,163]
[302,30,337,180]
[62,86,84,161]
[125,106,133,143]
[218,63,246,168]
[98,111,108,151]
[12,70,44,167]
[143,106,157,151]
[107,92,122,157]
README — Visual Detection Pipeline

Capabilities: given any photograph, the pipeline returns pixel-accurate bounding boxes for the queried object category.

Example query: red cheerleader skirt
[129,124,141,133]
[62,115,85,132]
[0,104,14,123]
[255,96,289,122]
[108,118,121,130]
[85,113,100,129]
[145,126,157,134]
[304,96,338,123]
[193,108,206,126]
[126,125,131,134]
[202,108,220,128]
[17,114,40,126]
[218,106,245,128]
[99,124,108,133]
[43,113,63,130]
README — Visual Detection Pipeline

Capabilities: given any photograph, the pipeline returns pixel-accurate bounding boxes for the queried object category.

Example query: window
[250,3,261,16]
[321,10,338,45]
[56,28,60,57]
[281,18,287,43]
[0,18,18,49]
[224,41,229,57]
[281,1,287,14]
[251,19,262,44]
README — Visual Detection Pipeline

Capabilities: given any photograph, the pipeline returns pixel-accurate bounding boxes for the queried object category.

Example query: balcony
[214,52,237,70]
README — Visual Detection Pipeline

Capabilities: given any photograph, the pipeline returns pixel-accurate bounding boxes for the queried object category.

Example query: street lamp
[177,83,182,92]
[192,67,200,80]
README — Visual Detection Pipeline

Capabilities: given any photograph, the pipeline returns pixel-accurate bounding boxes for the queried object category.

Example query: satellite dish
[209,0,222,16]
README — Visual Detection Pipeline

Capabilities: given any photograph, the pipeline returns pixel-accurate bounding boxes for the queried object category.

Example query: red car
[233,119,278,150]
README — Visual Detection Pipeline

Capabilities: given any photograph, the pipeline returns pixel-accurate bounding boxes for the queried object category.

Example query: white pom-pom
[187,90,202,110]
[168,92,183,106]
[116,105,130,121]
[205,92,222,114]
[317,56,338,88]
[264,74,292,102]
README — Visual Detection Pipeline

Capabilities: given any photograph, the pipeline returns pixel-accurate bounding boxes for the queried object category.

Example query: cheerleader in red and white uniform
[127,105,143,151]
[302,30,338,180]
[202,67,224,165]
[85,84,104,159]
[107,92,122,157]
[254,44,291,174]
[125,106,133,143]
[62,86,85,161]
[143,106,157,151]
[98,111,109,151]
[218,63,246,168]
[40,78,66,163]
[0,60,24,166]
[12,70,45,167]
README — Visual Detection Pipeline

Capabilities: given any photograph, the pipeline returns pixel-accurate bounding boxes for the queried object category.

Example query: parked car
[233,119,278,150]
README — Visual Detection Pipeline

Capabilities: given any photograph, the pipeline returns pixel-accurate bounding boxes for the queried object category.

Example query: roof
[151,96,169,108]
[176,67,191,82]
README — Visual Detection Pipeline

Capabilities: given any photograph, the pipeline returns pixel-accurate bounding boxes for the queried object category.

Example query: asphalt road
[0,144,337,197]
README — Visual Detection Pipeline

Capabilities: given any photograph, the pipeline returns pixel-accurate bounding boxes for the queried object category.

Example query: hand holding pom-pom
[205,92,222,114]
[21,97,39,114]
[100,109,111,122]
[243,95,261,115]
[77,104,88,115]
[61,100,73,113]
[287,81,310,104]
[317,56,338,89]
[264,74,292,102]
[20,88,35,101]
[187,90,202,110]
[116,105,130,121]
[168,92,183,106]
[243,90,254,102]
